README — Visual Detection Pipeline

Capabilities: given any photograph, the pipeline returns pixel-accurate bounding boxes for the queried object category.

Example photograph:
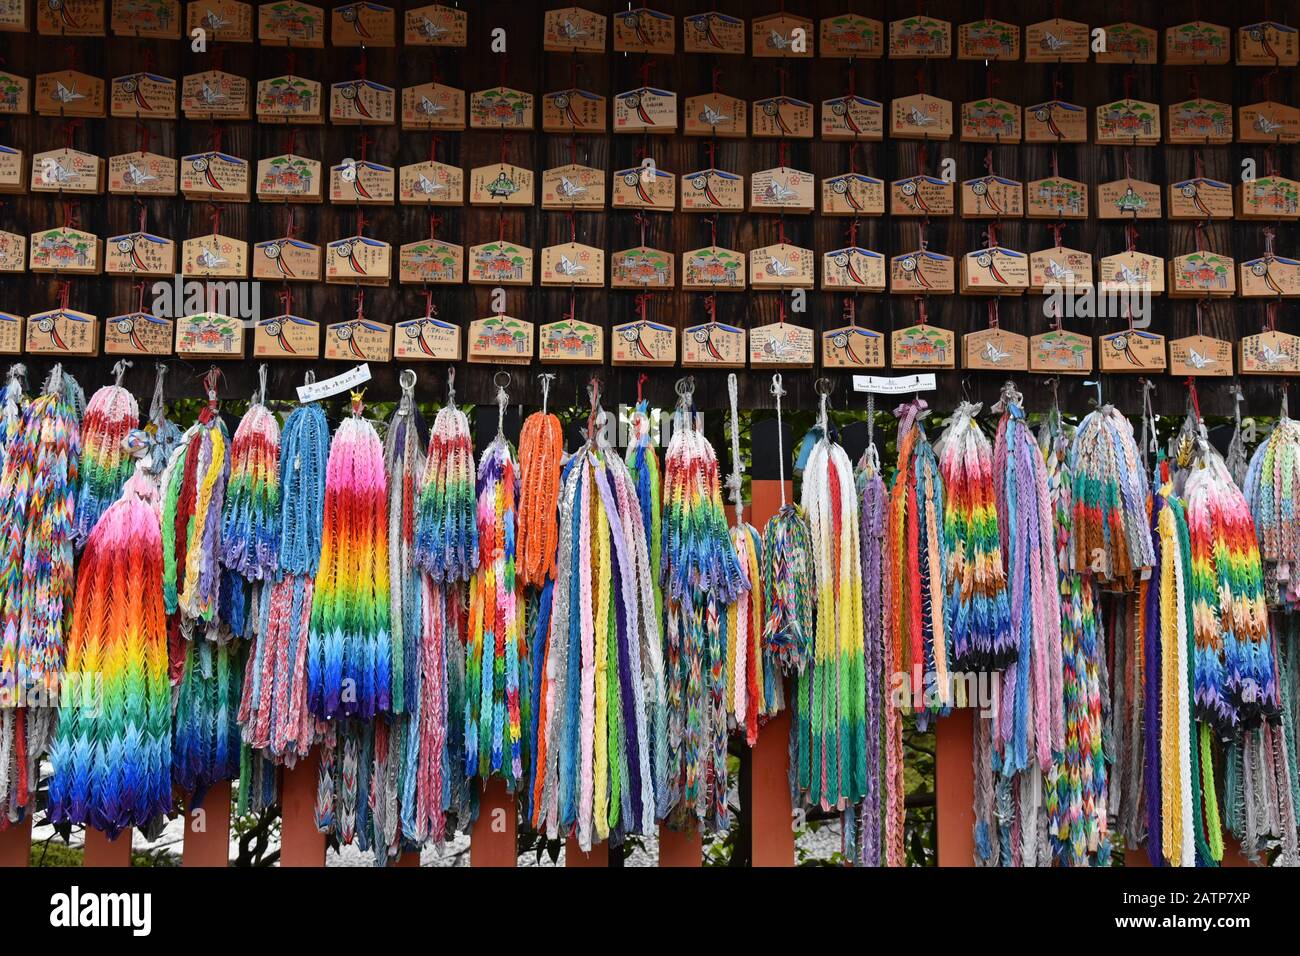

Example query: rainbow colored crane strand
[1244,414,1300,610]
[49,467,171,835]
[0,366,29,823]
[173,636,244,797]
[73,361,139,546]
[415,395,478,584]
[308,401,392,720]
[937,401,1012,671]
[220,393,281,582]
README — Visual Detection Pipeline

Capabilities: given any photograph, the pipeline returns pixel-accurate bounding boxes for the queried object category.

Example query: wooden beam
[280,751,327,867]
[658,825,702,867]
[181,780,231,867]
[83,827,132,867]
[395,851,421,867]
[935,708,976,867]
[469,779,516,867]
[750,709,795,867]
[0,817,31,868]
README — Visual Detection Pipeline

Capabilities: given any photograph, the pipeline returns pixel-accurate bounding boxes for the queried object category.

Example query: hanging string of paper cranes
[3,358,1300,868]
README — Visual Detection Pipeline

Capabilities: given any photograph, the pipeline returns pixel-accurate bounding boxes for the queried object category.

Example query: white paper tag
[852,373,937,394]
[297,364,371,403]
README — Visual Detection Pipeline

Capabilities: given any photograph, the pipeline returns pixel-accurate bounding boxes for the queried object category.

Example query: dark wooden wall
[1,0,1297,418]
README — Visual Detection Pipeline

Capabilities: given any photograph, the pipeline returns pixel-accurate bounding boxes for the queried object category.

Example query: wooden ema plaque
[681,168,743,212]
[614,7,673,54]
[892,324,955,368]
[961,175,1023,218]
[1026,177,1088,219]
[35,70,105,117]
[539,318,603,364]
[682,11,743,55]
[682,246,744,291]
[30,226,100,274]
[257,75,324,124]
[0,230,26,272]
[469,163,534,207]
[331,2,394,47]
[1169,334,1232,376]
[258,1,325,46]
[962,327,1028,371]
[31,147,102,194]
[394,313,459,361]
[111,72,176,118]
[888,15,950,58]
[182,70,248,120]
[27,308,98,355]
[821,95,883,140]
[541,163,605,210]
[1025,19,1088,62]
[1169,178,1233,219]
[890,94,952,140]
[105,311,172,356]
[182,233,248,277]
[752,12,813,57]
[0,0,25,31]
[1167,98,1233,144]
[1166,21,1230,65]
[611,317,676,366]
[470,87,534,130]
[543,89,607,133]
[180,151,250,201]
[611,246,674,289]
[821,247,886,291]
[890,249,953,294]
[0,70,29,115]
[612,166,675,211]
[398,237,463,285]
[684,93,745,138]
[1240,329,1300,374]
[1169,251,1235,297]
[330,159,394,204]
[821,173,884,216]
[467,314,532,364]
[822,325,884,368]
[1097,22,1157,63]
[0,145,22,193]
[540,241,604,286]
[1030,328,1093,375]
[1239,101,1300,144]
[253,236,321,282]
[1238,21,1299,66]
[37,0,103,34]
[961,247,1029,295]
[404,3,465,46]
[257,154,323,202]
[468,240,532,286]
[0,311,20,354]
[402,82,465,131]
[1096,100,1161,146]
[254,313,319,359]
[106,231,174,276]
[399,160,462,205]
[330,80,395,126]
[186,0,252,42]
[324,318,392,362]
[1098,178,1162,219]
[113,0,182,38]
[750,321,814,367]
[1099,328,1166,373]
[960,98,1021,143]
[890,175,952,216]
[752,96,813,139]
[682,320,745,367]
[1025,100,1087,143]
[614,87,677,134]
[958,18,1019,60]
[1030,246,1093,292]
[1240,177,1300,220]
[543,5,605,52]
[749,243,814,289]
[750,166,814,213]
[325,235,390,286]
[819,13,883,57]
[1241,254,1300,297]
[1100,251,1165,295]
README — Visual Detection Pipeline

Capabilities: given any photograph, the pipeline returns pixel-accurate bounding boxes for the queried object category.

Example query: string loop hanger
[771,372,788,506]
[494,369,510,438]
[396,368,417,419]
[538,371,555,415]
[814,376,833,436]
[726,371,744,525]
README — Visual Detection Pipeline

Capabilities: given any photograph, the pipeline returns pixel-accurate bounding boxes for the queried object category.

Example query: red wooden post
[83,827,133,867]
[181,780,231,867]
[280,750,327,867]
[565,837,608,866]
[469,779,516,867]
[658,825,702,866]
[935,708,976,867]
[0,818,31,867]
[395,851,421,867]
